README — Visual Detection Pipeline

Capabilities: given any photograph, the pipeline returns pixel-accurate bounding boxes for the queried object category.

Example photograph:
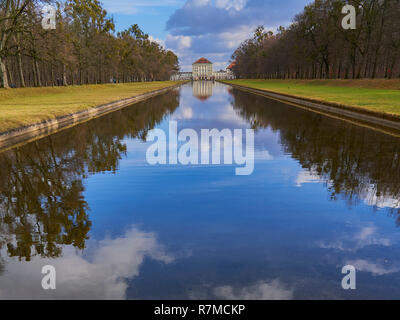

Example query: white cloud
[149,35,166,48]
[171,106,194,120]
[346,259,400,276]
[214,280,293,300]
[217,104,247,125]
[363,186,400,209]
[254,150,274,161]
[355,226,376,241]
[103,0,311,74]
[296,169,323,187]
[317,225,392,252]
[166,0,310,70]
[215,0,247,11]
[0,226,173,300]
[166,23,257,71]
[166,34,192,51]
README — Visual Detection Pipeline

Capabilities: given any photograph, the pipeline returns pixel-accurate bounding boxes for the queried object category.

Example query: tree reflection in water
[230,89,400,222]
[0,90,179,261]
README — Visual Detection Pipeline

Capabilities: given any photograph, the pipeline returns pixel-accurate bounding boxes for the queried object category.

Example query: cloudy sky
[102,0,312,71]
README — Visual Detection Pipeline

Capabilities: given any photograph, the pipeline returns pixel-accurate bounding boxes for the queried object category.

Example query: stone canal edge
[222,82,400,135]
[0,83,183,153]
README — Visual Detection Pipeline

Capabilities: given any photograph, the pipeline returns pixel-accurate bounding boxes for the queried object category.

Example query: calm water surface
[1,82,400,299]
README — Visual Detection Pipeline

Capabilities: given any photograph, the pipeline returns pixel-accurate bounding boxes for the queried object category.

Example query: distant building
[170,58,236,81]
[226,62,236,79]
[192,58,213,80]
[213,70,226,80]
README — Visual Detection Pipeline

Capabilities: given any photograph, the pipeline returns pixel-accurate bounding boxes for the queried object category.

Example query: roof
[193,57,213,65]
[227,62,236,70]
[196,95,211,101]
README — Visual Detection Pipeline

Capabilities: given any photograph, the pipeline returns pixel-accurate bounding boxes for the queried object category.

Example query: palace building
[192,58,213,80]
[170,58,236,81]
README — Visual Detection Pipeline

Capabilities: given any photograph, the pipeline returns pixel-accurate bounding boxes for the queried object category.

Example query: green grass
[0,81,181,132]
[224,79,400,117]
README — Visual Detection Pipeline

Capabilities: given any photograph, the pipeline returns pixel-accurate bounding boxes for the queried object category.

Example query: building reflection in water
[192,81,213,101]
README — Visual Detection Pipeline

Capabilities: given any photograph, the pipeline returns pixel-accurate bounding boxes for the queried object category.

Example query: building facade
[192,58,213,80]
[213,71,228,80]
[171,58,236,81]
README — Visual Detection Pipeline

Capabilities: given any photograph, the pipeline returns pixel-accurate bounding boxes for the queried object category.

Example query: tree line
[0,0,179,88]
[232,0,400,79]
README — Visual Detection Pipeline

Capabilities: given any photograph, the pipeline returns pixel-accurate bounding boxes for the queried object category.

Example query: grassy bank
[223,79,400,117]
[0,81,181,132]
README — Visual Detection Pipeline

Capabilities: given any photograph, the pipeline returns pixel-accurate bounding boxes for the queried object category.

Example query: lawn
[0,81,181,132]
[224,79,400,117]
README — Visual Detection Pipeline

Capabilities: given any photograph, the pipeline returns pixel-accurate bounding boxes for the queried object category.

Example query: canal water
[0,82,400,299]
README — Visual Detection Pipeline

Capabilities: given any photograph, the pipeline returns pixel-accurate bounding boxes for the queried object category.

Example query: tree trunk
[0,57,9,88]
[14,35,26,87]
[62,64,68,86]
[35,59,42,87]
[17,52,25,87]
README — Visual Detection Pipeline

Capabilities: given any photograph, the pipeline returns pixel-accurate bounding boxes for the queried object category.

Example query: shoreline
[221,81,400,135]
[0,82,183,153]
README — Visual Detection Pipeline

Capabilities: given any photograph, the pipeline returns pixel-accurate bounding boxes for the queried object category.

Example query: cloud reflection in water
[214,280,293,300]
[0,226,173,300]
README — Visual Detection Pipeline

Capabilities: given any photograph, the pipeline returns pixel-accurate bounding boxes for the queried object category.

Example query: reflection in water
[1,82,400,300]
[317,224,392,252]
[192,81,213,101]
[0,90,179,261]
[189,280,293,300]
[0,225,173,299]
[213,280,293,300]
[230,89,400,220]
[346,259,400,276]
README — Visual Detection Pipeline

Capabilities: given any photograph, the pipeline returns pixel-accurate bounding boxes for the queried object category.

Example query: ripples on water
[0,82,400,299]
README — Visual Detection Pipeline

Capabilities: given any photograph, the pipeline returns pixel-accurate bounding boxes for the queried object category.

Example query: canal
[0,82,400,299]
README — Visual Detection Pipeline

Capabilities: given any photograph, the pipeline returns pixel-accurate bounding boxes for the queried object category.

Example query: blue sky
[102,0,312,71]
